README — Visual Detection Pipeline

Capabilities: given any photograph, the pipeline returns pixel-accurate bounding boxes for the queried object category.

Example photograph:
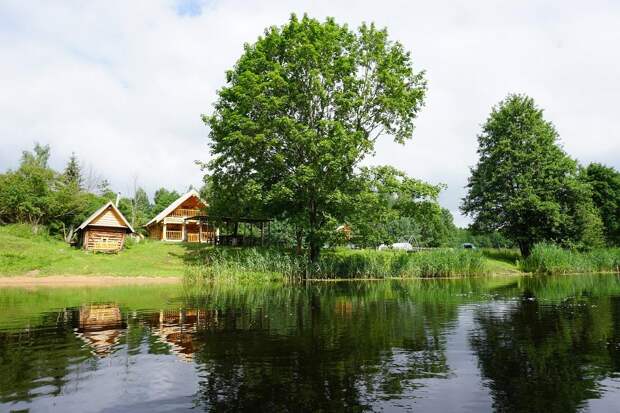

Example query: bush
[521,243,620,274]
[1,223,50,239]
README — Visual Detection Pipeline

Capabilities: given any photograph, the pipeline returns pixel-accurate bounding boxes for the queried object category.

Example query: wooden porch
[189,215,272,247]
[162,221,217,243]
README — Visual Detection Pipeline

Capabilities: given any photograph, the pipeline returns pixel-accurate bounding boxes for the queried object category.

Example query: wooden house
[144,189,216,243]
[77,201,135,252]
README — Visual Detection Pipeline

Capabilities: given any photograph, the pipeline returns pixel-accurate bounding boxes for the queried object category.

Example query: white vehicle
[391,242,414,251]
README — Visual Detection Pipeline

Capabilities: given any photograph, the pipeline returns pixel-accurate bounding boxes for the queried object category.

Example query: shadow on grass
[167,243,283,267]
[166,243,215,266]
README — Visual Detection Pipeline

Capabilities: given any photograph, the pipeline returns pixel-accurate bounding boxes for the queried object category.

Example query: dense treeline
[0,144,185,242]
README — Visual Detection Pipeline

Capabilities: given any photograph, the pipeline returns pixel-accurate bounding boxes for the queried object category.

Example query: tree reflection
[470,291,619,413]
[190,283,457,411]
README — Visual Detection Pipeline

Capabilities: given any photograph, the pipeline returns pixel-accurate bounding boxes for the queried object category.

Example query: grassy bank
[521,244,620,275]
[0,224,186,276]
[4,224,619,280]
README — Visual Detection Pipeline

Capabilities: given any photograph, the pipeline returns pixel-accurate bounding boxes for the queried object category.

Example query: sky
[1,0,618,227]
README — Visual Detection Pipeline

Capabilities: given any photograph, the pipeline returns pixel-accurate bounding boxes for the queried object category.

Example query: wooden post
[163,223,167,241]
[182,222,186,242]
[199,221,203,243]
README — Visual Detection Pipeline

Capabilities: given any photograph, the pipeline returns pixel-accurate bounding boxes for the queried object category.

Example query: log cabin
[76,201,135,252]
[144,189,217,243]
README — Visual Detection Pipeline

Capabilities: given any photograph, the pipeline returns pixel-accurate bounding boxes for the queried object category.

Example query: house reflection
[75,304,126,357]
[151,309,221,362]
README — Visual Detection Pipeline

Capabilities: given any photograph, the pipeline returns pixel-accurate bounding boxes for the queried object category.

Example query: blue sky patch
[175,0,206,17]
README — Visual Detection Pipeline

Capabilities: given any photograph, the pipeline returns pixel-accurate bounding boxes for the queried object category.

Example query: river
[1,275,619,412]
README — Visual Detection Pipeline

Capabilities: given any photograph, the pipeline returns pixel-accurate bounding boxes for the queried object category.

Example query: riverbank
[2,225,618,281]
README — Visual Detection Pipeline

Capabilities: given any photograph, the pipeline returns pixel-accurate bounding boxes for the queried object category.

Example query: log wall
[83,227,126,252]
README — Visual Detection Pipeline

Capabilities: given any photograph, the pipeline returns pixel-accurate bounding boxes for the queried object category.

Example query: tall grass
[521,243,620,275]
[185,248,306,282]
[186,247,489,281]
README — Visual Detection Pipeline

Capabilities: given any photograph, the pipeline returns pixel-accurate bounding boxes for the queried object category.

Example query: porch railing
[169,208,201,218]
[165,230,183,241]
[187,233,200,243]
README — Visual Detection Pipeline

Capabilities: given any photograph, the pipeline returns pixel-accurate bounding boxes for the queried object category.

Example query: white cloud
[1,0,618,226]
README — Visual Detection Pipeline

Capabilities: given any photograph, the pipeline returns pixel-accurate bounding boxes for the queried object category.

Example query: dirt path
[0,275,182,287]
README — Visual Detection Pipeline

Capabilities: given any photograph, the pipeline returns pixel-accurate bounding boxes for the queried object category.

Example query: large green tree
[581,163,620,246]
[204,14,426,263]
[461,94,603,256]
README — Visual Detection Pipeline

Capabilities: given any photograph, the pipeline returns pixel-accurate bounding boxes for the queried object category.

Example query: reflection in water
[76,304,125,357]
[0,276,618,412]
[470,291,620,413]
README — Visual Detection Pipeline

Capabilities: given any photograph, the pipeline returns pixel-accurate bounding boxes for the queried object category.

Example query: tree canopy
[345,166,454,248]
[0,144,180,241]
[580,163,620,246]
[204,14,427,262]
[461,94,604,255]
[152,188,182,217]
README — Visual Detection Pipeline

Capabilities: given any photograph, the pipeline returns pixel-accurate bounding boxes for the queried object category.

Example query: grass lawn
[0,225,196,277]
[481,248,522,275]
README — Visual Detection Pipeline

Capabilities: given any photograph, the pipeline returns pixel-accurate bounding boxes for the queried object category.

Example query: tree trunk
[309,239,320,262]
[64,224,75,244]
[295,229,303,256]
[519,241,532,258]
[307,199,321,265]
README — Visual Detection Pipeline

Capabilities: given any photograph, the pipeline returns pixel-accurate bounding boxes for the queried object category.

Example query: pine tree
[63,152,82,189]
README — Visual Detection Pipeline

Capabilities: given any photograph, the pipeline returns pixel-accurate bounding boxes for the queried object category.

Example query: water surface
[1,275,620,412]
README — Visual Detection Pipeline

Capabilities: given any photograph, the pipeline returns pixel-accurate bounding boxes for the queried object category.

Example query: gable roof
[145,189,207,227]
[77,201,135,233]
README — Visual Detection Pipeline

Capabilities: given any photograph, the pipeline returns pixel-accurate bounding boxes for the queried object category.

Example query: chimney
[115,192,120,207]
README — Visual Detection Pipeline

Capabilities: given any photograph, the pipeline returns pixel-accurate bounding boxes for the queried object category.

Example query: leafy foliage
[118,187,152,231]
[204,14,427,262]
[152,188,181,216]
[581,163,620,246]
[344,166,454,247]
[461,94,604,255]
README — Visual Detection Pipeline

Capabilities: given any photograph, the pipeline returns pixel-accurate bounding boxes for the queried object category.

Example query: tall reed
[521,243,620,275]
[186,247,489,281]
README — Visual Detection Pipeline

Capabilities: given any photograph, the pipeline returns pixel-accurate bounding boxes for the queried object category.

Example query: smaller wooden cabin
[77,201,135,252]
